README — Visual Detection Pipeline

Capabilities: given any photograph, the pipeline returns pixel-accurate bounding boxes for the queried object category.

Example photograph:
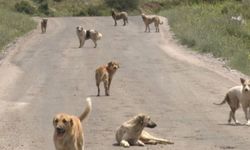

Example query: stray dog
[41,18,48,33]
[214,78,250,125]
[53,97,92,150]
[141,13,163,32]
[116,114,174,147]
[95,61,119,96]
[76,26,102,48]
[111,9,128,26]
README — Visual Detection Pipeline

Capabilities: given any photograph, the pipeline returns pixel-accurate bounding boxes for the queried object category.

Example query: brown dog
[95,61,119,96]
[111,9,128,26]
[141,13,163,32]
[41,18,48,33]
[53,97,92,150]
[116,114,174,147]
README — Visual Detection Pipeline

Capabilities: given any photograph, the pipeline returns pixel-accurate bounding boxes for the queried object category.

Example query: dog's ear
[240,78,245,85]
[108,61,113,67]
[70,118,74,126]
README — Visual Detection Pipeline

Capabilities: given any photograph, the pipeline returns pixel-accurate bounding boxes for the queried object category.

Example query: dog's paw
[246,121,250,126]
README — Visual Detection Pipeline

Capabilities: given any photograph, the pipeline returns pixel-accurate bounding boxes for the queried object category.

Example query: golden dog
[76,26,102,48]
[116,114,174,147]
[111,9,128,26]
[95,61,119,96]
[41,18,48,33]
[214,78,250,125]
[141,13,163,32]
[53,97,92,150]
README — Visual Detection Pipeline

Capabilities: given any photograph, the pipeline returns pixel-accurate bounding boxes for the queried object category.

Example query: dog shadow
[87,94,108,98]
[217,123,246,127]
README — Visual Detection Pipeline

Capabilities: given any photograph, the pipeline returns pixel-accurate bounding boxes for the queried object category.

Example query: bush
[104,0,139,11]
[15,1,36,15]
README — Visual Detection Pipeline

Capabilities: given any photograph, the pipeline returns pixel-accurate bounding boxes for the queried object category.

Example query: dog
[41,18,48,33]
[111,9,128,26]
[115,114,174,147]
[53,97,92,150]
[95,61,119,96]
[76,26,102,48]
[214,78,250,125]
[141,13,163,32]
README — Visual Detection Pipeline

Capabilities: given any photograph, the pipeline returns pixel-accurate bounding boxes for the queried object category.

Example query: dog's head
[111,9,115,15]
[76,26,83,32]
[135,114,157,128]
[42,18,48,24]
[141,13,146,20]
[240,78,250,92]
[53,113,73,139]
[107,61,119,71]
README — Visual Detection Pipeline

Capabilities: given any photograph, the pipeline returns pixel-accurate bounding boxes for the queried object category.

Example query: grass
[159,1,250,75]
[0,8,36,53]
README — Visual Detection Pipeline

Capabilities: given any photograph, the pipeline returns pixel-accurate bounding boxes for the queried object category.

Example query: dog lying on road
[95,61,119,96]
[53,97,92,150]
[116,114,174,147]
[111,9,128,26]
[76,26,102,48]
[214,78,250,125]
[41,18,48,33]
[141,13,163,32]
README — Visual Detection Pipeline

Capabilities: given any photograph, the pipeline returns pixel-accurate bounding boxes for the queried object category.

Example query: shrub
[104,0,139,11]
[15,1,36,15]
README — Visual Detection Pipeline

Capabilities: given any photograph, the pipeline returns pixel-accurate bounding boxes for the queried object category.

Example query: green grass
[159,1,250,75]
[0,8,36,52]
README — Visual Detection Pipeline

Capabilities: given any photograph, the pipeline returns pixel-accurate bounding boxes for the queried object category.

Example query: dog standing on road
[111,9,128,26]
[41,18,48,33]
[76,26,102,48]
[53,97,92,150]
[141,13,163,32]
[116,114,174,147]
[95,61,119,96]
[214,78,250,125]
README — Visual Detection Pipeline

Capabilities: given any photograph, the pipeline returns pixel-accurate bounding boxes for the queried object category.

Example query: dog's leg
[123,18,126,26]
[120,140,130,147]
[148,25,150,32]
[136,140,145,146]
[230,108,240,125]
[104,80,109,96]
[96,83,100,96]
[242,106,250,125]
[114,19,117,26]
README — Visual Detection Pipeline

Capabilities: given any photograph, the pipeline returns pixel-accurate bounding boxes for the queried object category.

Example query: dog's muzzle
[146,121,157,128]
[56,127,65,136]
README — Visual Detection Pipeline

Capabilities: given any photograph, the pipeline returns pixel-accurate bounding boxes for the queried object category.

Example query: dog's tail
[141,131,174,145]
[213,94,229,105]
[79,97,92,122]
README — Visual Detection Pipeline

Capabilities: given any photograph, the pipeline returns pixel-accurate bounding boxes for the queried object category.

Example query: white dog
[76,26,102,48]
[214,78,250,125]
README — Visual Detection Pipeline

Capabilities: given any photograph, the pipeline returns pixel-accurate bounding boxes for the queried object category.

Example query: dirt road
[0,16,249,150]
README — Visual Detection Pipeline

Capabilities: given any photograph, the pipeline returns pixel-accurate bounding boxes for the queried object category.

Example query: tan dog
[214,78,250,125]
[116,114,174,147]
[141,13,163,32]
[41,18,48,33]
[53,97,92,150]
[76,26,102,48]
[111,9,128,26]
[95,61,119,96]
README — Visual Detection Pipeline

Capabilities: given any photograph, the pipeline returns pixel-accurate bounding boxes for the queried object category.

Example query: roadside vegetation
[158,0,250,74]
[0,1,36,53]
